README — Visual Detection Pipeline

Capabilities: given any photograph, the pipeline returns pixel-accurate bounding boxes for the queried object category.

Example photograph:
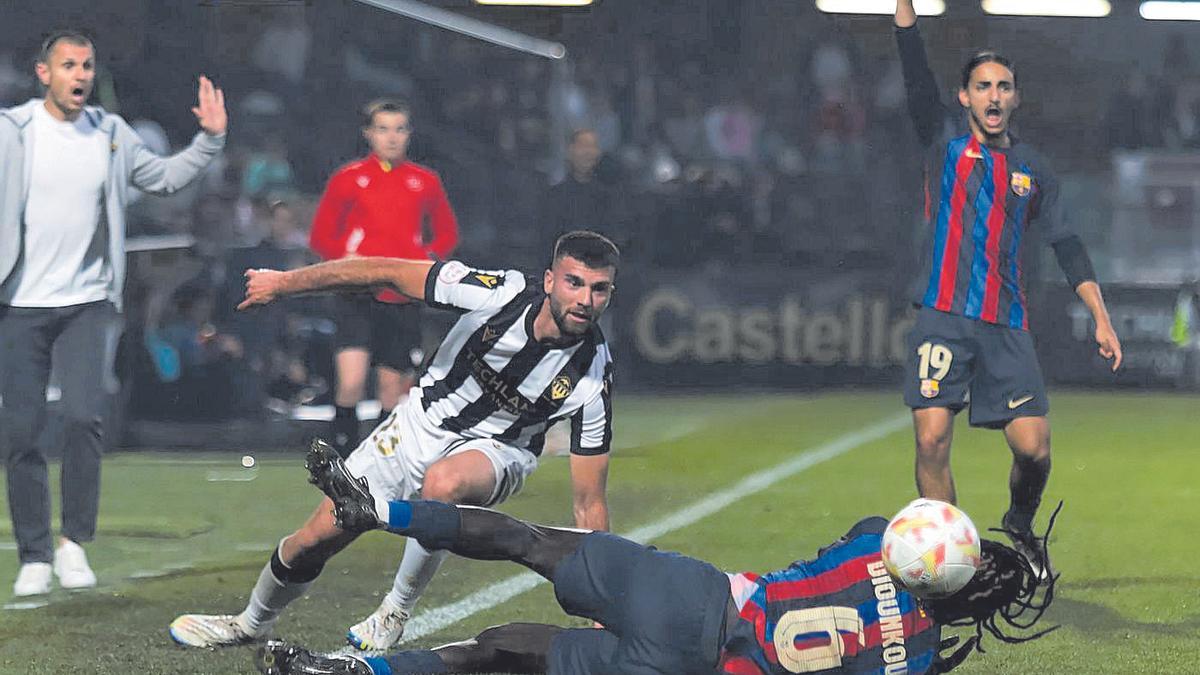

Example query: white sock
[238,543,315,634]
[384,539,449,612]
[374,494,392,527]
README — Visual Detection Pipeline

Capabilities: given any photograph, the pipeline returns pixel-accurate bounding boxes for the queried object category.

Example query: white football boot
[169,613,267,648]
[346,598,410,651]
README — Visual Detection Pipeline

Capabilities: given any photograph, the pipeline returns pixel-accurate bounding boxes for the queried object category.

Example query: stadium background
[1,1,1200,673]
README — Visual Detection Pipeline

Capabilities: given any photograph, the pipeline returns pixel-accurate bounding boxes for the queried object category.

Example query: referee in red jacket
[309,99,459,457]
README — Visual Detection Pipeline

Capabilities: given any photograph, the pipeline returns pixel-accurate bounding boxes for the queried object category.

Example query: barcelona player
[892,0,1121,579]
[254,440,1059,675]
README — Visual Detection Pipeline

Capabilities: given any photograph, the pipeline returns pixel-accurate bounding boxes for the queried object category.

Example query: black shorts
[547,533,730,675]
[331,294,423,373]
[903,306,1049,428]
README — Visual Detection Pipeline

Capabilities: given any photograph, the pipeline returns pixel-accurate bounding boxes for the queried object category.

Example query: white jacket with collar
[0,99,225,311]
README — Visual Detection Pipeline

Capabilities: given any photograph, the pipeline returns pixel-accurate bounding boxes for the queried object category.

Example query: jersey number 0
[773,606,865,673]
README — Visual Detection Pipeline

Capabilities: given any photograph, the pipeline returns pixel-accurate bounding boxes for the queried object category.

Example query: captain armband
[1051,235,1096,290]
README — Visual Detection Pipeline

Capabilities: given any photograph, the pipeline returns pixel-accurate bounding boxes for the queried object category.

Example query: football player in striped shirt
[892,0,1121,579]
[252,441,1059,675]
[171,231,619,652]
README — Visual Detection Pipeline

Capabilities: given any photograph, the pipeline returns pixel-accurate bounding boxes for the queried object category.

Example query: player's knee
[1012,440,1051,463]
[420,464,475,503]
[335,380,367,401]
[915,429,952,461]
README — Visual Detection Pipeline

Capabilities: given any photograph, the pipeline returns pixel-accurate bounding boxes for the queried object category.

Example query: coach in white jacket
[0,30,227,596]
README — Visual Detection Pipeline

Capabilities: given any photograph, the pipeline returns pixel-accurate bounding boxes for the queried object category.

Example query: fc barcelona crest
[1010,172,1032,197]
[920,378,940,399]
[550,375,574,401]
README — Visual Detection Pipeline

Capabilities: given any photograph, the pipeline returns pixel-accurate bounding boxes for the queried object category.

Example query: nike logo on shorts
[1007,394,1035,409]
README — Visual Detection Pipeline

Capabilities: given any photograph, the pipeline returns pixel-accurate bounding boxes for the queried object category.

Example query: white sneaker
[13,562,53,596]
[346,599,410,650]
[53,540,97,589]
[169,613,266,648]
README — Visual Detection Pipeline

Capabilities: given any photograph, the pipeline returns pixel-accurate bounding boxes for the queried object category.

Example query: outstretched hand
[192,75,227,136]
[1096,322,1123,372]
[238,268,286,311]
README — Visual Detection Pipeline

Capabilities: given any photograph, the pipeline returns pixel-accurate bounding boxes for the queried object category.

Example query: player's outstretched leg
[256,641,373,675]
[305,438,390,532]
[170,613,262,649]
[173,440,359,648]
[305,440,585,580]
[257,623,563,675]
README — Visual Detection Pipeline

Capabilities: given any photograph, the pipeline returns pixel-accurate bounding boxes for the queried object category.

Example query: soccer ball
[881,498,982,599]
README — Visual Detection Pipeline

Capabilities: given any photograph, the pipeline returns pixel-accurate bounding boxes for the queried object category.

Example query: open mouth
[70,87,86,103]
[566,311,592,324]
[984,106,1003,126]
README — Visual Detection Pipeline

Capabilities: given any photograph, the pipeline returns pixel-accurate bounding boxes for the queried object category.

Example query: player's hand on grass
[239,268,287,310]
[193,75,227,136]
[1095,322,1122,372]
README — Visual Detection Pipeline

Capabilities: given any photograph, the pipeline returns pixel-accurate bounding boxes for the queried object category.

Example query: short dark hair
[38,29,94,65]
[960,50,1017,90]
[361,99,412,128]
[552,230,620,271]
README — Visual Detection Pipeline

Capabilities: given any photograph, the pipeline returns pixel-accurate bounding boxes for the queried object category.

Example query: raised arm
[238,257,434,311]
[127,76,227,195]
[895,0,946,146]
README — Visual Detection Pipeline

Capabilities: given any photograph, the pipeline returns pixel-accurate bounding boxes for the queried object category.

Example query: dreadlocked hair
[923,502,1062,655]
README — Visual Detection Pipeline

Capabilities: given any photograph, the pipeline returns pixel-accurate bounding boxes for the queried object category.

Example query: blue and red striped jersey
[898,25,1073,330]
[719,517,942,674]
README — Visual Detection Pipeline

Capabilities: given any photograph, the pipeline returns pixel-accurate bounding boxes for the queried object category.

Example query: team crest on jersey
[356,176,370,188]
[920,378,940,398]
[550,375,574,401]
[465,273,503,289]
[1011,172,1032,196]
[406,177,424,191]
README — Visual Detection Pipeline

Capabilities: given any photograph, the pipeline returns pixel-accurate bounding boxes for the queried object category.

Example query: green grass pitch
[1,391,1197,674]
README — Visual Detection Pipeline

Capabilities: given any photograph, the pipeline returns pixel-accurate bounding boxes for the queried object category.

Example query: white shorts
[344,395,538,507]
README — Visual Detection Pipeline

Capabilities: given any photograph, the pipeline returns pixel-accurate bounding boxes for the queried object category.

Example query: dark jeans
[0,301,118,563]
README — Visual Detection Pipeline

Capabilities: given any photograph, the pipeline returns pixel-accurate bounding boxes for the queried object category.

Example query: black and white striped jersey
[416,260,614,457]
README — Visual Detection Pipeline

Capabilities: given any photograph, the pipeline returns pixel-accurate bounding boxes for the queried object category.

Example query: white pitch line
[399,413,909,643]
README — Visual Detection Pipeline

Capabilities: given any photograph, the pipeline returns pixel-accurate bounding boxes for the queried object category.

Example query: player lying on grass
[255,440,1060,675]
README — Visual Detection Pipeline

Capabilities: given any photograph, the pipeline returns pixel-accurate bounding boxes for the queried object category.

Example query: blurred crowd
[1,1,1196,422]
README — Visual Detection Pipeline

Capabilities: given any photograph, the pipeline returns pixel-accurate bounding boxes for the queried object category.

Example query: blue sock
[378,650,447,673]
[385,500,461,550]
[364,656,392,675]
[386,501,414,529]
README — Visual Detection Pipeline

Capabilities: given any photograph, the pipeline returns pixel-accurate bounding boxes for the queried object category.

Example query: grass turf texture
[1,391,1197,674]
